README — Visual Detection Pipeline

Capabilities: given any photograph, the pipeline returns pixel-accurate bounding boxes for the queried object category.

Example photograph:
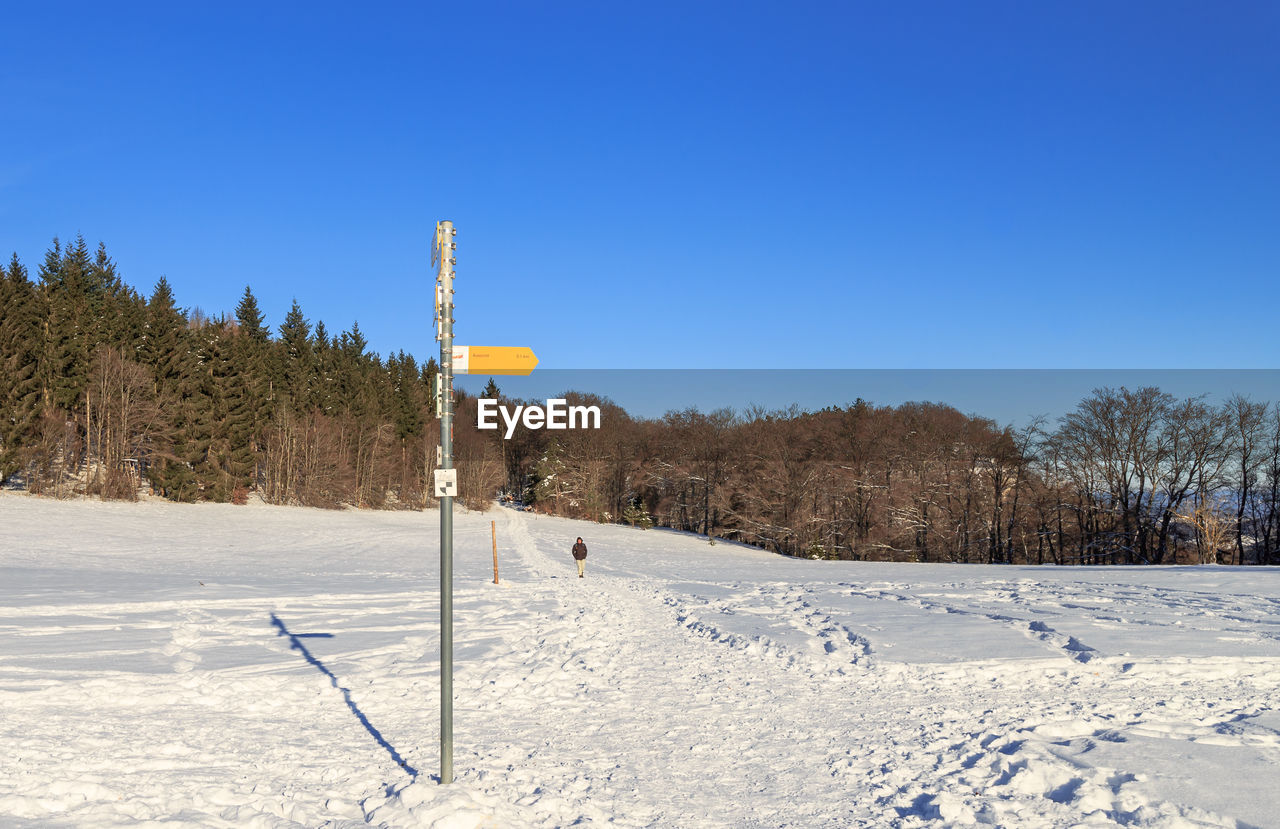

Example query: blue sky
[2,2,1277,373]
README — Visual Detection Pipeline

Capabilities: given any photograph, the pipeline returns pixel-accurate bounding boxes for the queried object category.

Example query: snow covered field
[2,492,1279,828]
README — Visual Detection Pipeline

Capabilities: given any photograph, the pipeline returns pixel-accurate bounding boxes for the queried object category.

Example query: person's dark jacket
[572,541,588,560]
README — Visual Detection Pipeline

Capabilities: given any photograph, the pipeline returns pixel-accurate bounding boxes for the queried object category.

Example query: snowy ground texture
[2,493,1280,828]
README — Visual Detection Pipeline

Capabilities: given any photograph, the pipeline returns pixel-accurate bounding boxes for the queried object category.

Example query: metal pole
[437,220,455,784]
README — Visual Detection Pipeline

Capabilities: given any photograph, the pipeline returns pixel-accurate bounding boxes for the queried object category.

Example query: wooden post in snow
[491,520,499,584]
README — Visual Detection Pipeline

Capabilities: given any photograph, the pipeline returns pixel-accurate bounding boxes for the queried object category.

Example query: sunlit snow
[2,492,1278,827]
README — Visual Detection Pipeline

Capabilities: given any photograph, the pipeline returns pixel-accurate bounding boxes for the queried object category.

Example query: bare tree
[1224,394,1269,565]
[84,346,167,499]
[1178,500,1233,565]
[1151,397,1229,563]
[1057,387,1172,563]
[1255,405,1280,565]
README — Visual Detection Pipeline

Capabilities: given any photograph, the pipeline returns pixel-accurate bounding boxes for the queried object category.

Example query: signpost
[432,221,456,784]
[432,221,538,785]
[452,345,539,376]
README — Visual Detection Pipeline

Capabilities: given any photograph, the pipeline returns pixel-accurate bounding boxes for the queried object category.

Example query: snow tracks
[444,508,877,827]
[439,510,1280,827]
[3,493,1279,828]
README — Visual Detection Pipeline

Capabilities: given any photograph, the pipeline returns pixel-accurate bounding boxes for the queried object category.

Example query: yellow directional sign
[452,345,539,376]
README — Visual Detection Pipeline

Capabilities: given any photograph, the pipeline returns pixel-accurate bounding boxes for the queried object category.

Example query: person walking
[571,537,588,578]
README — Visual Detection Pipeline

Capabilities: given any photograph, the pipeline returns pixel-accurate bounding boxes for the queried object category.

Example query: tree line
[492,388,1280,566]
[1,237,442,508]
[4,237,1279,565]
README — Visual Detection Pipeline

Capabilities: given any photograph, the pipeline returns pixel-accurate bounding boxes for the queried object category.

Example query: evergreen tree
[622,499,654,529]
[35,236,139,413]
[63,234,92,288]
[334,322,370,416]
[338,323,387,506]
[342,321,367,359]
[277,299,314,413]
[217,285,274,491]
[390,351,425,442]
[140,277,188,393]
[38,237,87,411]
[311,319,335,413]
[234,286,269,345]
[151,316,224,503]
[223,289,274,492]
[90,241,143,347]
[0,255,44,482]
[195,316,237,501]
[139,277,195,498]
[423,357,440,419]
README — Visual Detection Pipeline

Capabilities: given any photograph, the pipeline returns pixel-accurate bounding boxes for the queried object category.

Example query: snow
[2,492,1279,827]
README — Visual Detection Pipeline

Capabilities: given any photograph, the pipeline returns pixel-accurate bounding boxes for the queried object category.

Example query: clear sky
[2,2,1277,373]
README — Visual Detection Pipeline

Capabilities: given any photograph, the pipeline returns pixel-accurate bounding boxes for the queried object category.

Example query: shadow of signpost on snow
[269,612,418,779]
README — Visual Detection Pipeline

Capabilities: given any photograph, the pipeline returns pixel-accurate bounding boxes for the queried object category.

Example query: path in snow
[2,493,1279,827]
[441,508,1280,828]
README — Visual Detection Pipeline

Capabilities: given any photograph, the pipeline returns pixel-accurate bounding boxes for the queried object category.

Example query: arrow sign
[452,345,538,376]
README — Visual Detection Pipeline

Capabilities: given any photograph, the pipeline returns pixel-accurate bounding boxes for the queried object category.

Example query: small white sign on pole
[451,345,469,375]
[434,468,458,498]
